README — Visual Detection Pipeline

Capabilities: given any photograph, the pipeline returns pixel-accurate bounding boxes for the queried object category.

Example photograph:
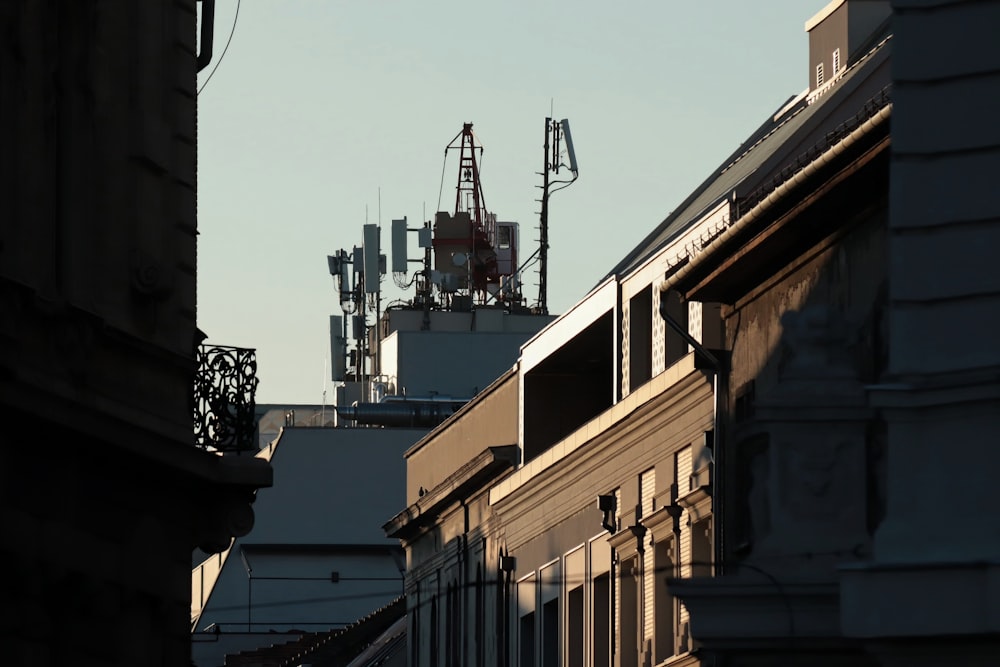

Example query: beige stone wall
[405,371,519,505]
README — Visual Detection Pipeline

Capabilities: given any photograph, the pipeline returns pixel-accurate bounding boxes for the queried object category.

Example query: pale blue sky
[196,1,815,404]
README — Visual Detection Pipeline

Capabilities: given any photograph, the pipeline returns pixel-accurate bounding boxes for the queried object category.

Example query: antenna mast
[450,123,488,232]
[539,119,552,316]
[538,116,579,316]
[439,123,499,303]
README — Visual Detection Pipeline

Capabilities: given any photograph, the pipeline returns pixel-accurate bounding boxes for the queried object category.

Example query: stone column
[671,306,877,665]
[840,0,1000,662]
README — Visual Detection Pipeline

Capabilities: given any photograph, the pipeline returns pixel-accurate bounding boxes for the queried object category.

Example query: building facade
[380,1,1000,665]
[838,0,1000,664]
[1,3,271,665]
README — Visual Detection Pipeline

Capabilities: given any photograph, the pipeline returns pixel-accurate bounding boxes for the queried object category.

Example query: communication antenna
[537,116,580,316]
[561,119,579,174]
[391,217,408,274]
[362,224,380,294]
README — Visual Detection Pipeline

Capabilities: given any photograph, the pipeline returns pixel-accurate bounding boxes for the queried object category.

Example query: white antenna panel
[391,217,408,274]
[363,223,379,293]
[560,118,579,174]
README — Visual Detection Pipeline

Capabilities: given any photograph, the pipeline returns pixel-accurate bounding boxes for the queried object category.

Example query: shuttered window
[640,468,656,645]
[677,447,693,633]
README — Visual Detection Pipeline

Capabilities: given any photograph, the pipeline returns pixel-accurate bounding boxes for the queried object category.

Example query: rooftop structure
[192,121,573,666]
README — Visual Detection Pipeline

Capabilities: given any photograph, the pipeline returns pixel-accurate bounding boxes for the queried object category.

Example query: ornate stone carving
[781,438,851,520]
[194,487,259,555]
[130,249,173,299]
[778,305,856,382]
[745,305,872,568]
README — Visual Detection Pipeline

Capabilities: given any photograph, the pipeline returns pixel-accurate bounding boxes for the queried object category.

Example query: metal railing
[193,344,259,453]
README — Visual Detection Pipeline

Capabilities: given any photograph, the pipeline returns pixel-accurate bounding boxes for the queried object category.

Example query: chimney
[805,0,891,92]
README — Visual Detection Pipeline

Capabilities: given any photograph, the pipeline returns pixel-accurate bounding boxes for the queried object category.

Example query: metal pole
[539,118,551,315]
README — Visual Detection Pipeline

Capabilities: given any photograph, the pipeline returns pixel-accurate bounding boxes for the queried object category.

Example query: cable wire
[198,0,241,96]
[436,148,448,215]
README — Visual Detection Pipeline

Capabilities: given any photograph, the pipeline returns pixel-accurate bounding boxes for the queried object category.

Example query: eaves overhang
[383,444,519,541]
[663,94,892,303]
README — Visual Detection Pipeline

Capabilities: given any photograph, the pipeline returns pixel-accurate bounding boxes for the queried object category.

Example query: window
[565,547,585,666]
[475,565,484,667]
[446,581,459,666]
[542,599,558,667]
[661,289,689,368]
[593,572,611,667]
[518,575,536,667]
[816,62,825,87]
[653,540,675,660]
[430,594,438,666]
[540,562,560,667]
[591,537,612,667]
[519,612,536,667]
[627,286,653,393]
[498,224,512,249]
[410,585,420,666]
[676,446,693,652]
[618,555,639,667]
[640,469,656,651]
[567,586,583,666]
[832,48,841,76]
[692,519,713,578]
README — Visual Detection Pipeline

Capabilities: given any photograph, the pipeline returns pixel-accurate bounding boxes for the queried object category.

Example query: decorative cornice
[867,364,1000,410]
[642,505,680,542]
[384,445,518,541]
[608,524,647,558]
[669,575,844,648]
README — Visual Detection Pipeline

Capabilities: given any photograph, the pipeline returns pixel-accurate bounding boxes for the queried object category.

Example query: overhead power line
[198,0,241,96]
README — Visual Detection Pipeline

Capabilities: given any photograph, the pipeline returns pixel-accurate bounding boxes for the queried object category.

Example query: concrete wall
[383,330,531,399]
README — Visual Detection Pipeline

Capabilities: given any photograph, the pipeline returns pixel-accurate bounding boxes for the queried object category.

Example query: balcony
[193,344,259,454]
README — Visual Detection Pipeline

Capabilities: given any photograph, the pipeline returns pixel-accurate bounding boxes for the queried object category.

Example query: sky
[196,1,815,404]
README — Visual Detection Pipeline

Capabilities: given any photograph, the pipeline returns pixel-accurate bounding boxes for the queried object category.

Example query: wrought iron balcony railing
[194,344,259,454]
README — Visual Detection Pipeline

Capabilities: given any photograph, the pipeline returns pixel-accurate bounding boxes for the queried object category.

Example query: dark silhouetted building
[1,4,271,665]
